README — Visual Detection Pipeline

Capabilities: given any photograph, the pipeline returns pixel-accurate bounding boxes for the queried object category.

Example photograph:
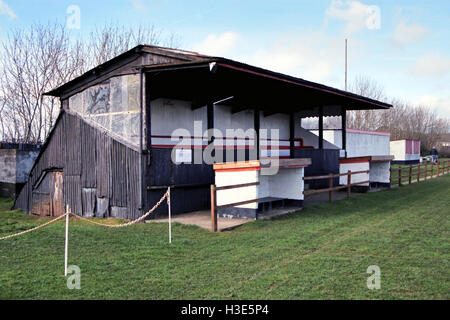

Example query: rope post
[168,187,172,244]
[210,184,217,232]
[347,170,351,198]
[64,205,69,276]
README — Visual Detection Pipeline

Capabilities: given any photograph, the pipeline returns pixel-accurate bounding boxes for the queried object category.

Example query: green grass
[0,175,449,300]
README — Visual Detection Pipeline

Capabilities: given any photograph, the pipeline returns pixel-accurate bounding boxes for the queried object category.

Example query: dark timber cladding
[14,111,141,219]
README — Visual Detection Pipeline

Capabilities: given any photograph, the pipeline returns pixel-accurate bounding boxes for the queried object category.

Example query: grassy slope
[0,175,449,300]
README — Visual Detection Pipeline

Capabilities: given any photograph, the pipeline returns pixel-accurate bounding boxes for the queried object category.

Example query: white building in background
[390,140,420,165]
[311,129,393,188]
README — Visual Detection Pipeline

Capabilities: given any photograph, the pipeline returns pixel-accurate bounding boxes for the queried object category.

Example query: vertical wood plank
[210,184,217,232]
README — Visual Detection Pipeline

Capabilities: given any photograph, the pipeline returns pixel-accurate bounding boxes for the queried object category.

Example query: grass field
[0,174,449,299]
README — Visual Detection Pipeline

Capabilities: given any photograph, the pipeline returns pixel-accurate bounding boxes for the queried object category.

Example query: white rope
[0,188,170,240]
[69,188,170,228]
[0,213,67,241]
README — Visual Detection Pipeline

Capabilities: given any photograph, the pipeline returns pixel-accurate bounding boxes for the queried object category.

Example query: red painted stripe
[215,167,260,172]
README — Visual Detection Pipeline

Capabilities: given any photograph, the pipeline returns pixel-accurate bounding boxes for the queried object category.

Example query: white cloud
[325,0,380,35]
[236,33,345,84]
[410,52,450,77]
[392,20,428,46]
[192,32,239,57]
[0,0,16,19]
[415,95,450,118]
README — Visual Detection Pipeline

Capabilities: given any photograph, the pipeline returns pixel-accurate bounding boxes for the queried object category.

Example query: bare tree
[0,22,180,144]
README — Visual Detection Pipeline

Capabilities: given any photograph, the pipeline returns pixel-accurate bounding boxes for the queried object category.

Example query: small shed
[390,140,420,164]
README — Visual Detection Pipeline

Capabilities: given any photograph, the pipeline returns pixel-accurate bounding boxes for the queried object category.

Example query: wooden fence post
[430,161,434,178]
[210,184,217,232]
[398,168,402,186]
[409,165,412,184]
[328,173,333,203]
[437,161,440,176]
[417,164,421,183]
[347,170,351,198]
[424,163,427,180]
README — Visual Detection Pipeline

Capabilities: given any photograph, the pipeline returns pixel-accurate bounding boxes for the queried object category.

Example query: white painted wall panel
[370,161,390,183]
[339,162,370,186]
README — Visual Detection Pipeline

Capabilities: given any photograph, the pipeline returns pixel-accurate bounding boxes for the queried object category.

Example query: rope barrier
[0,188,170,240]
[69,188,169,228]
[0,214,67,241]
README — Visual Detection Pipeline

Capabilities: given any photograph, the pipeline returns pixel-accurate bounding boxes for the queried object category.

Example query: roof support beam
[341,106,346,153]
[318,105,324,150]
[289,112,295,158]
[254,108,260,160]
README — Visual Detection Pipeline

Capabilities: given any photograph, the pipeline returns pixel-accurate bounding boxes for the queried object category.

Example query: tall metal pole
[345,38,348,91]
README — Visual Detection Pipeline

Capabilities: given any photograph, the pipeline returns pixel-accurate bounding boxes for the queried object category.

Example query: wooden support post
[318,106,324,150]
[210,185,217,232]
[417,164,421,183]
[328,173,333,203]
[437,161,440,176]
[424,163,427,180]
[398,168,402,186]
[341,106,347,151]
[431,161,434,178]
[409,165,412,184]
[254,109,260,160]
[347,170,351,198]
[289,112,295,159]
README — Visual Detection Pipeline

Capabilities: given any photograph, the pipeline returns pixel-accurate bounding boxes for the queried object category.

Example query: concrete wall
[313,129,390,157]
[339,161,370,186]
[0,149,39,198]
[370,161,391,184]
[215,169,259,210]
[259,167,304,200]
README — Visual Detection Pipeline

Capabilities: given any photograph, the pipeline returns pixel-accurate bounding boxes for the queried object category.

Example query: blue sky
[0,0,449,117]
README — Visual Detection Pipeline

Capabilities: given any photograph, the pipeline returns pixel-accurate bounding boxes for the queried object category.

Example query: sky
[0,0,449,118]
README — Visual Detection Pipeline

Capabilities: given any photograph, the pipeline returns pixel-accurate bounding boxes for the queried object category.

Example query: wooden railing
[390,160,450,186]
[302,170,370,202]
[210,182,260,232]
